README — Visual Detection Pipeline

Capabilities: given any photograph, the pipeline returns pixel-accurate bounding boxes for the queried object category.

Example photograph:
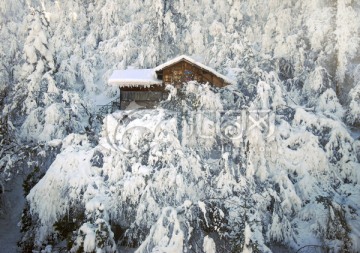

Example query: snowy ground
[0,176,25,253]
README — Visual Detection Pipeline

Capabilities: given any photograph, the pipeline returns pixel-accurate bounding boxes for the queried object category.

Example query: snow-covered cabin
[108,55,234,109]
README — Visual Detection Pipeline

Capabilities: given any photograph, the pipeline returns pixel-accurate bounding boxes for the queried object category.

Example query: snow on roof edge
[108,80,163,88]
[154,55,236,85]
[108,69,163,87]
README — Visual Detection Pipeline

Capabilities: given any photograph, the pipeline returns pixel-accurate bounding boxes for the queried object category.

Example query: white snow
[203,236,216,253]
[92,92,119,106]
[2,1,360,252]
[80,223,96,252]
[108,69,162,87]
[27,141,94,227]
[198,201,209,227]
[135,207,184,253]
[126,101,144,110]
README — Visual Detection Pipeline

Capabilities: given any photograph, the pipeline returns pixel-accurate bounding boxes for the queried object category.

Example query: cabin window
[184,69,194,82]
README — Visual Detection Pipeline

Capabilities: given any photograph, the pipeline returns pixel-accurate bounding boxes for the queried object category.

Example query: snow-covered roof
[108,69,162,87]
[154,55,235,85]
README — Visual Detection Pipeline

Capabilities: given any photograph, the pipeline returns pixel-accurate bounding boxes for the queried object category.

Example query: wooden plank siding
[157,60,227,88]
[119,85,167,109]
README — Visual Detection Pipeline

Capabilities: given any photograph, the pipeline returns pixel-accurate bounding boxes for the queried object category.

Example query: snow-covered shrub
[316,88,345,119]
[303,67,334,106]
[71,201,116,253]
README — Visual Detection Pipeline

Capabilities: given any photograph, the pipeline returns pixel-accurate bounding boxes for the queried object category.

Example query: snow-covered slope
[0,0,360,252]
[25,81,360,252]
[1,0,360,146]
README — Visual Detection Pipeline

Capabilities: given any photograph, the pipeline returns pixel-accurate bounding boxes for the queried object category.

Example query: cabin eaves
[108,69,162,88]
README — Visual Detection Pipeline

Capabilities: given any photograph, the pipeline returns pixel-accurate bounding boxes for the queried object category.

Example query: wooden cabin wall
[119,85,167,110]
[160,60,226,88]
